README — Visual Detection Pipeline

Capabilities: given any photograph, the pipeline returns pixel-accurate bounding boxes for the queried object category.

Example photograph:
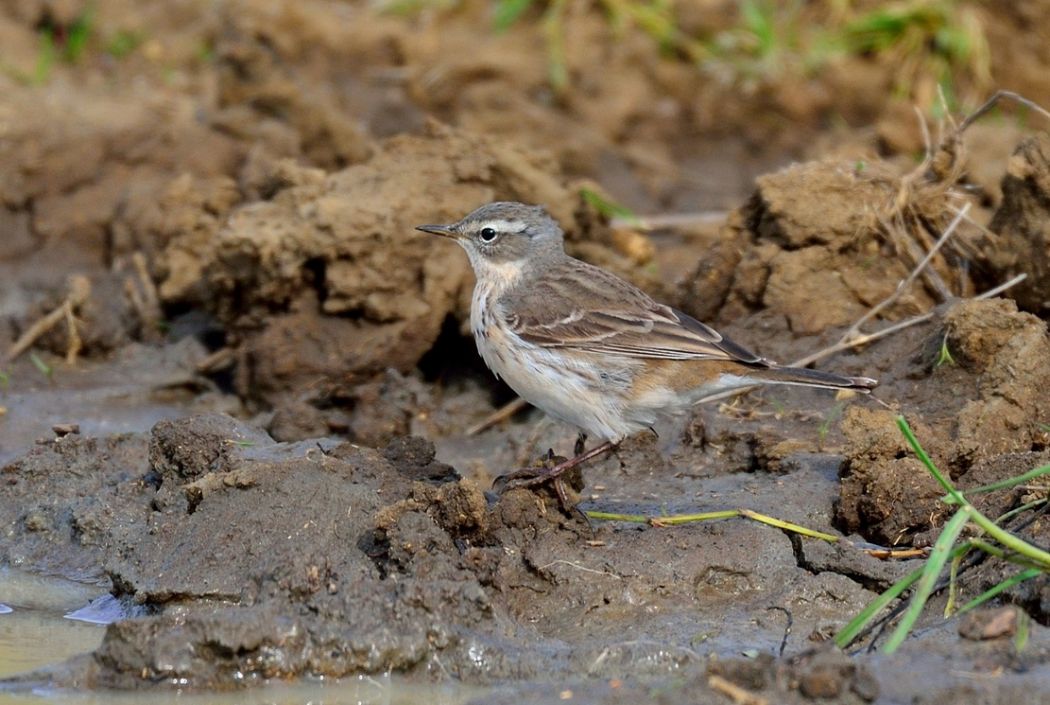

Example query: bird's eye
[479,227,498,242]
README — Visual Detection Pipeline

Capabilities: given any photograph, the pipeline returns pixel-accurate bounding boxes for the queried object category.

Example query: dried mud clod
[0,434,151,581]
[86,416,503,685]
[981,132,1050,315]
[708,156,970,334]
[148,413,273,484]
[836,298,1050,545]
[155,120,651,405]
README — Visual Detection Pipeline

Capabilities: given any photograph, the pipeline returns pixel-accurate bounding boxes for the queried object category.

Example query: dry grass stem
[467,396,529,435]
[957,90,1050,133]
[610,211,729,230]
[122,252,163,335]
[708,674,770,705]
[62,302,82,365]
[840,202,970,346]
[789,271,1026,369]
[7,275,91,364]
[196,347,236,374]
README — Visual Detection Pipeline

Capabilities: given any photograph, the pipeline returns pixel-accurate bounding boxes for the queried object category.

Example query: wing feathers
[505,261,770,368]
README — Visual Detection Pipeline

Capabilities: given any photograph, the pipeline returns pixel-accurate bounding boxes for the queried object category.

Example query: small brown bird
[418,202,877,503]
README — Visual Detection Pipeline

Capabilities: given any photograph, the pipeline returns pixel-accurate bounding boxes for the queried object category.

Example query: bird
[417,202,877,506]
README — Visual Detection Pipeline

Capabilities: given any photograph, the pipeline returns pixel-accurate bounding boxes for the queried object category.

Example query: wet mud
[1,1,1050,703]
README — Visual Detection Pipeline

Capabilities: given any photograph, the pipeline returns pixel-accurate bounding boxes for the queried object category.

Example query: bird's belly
[475,327,637,441]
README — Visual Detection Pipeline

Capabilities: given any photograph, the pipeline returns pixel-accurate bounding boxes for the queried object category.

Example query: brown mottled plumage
[418,202,877,502]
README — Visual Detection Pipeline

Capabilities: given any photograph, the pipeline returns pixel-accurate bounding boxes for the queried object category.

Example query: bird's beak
[416,223,458,239]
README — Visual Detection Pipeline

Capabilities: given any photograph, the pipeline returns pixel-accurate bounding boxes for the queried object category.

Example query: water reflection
[0,569,479,705]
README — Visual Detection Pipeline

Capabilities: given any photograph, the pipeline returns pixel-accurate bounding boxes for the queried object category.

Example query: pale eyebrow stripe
[481,219,527,233]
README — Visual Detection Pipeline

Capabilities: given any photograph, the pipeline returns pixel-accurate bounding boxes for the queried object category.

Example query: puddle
[0,567,481,705]
[0,678,475,705]
[0,569,109,681]
[0,610,104,683]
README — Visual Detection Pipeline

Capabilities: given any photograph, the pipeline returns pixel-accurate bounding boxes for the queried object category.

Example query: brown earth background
[1,1,1050,703]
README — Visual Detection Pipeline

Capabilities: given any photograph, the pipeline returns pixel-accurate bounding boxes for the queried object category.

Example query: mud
[836,298,1050,547]
[2,410,1048,699]
[982,133,1050,314]
[2,0,1050,703]
[0,414,884,688]
[154,120,662,406]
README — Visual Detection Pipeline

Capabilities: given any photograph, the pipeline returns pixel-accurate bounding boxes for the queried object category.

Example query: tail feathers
[755,365,878,392]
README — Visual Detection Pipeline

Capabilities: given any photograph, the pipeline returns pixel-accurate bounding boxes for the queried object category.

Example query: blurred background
[2,2,1050,698]
[1,0,1042,213]
[3,0,1050,484]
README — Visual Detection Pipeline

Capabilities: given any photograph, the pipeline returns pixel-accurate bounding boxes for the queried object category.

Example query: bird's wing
[504,262,771,366]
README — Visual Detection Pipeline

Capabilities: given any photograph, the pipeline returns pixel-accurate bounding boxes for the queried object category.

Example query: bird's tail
[751,365,878,392]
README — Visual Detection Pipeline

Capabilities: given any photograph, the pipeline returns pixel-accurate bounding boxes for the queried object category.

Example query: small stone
[52,423,81,437]
[23,510,50,532]
[958,606,1018,641]
[799,666,844,699]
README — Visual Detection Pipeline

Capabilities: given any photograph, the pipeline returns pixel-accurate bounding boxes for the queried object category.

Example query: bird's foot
[492,451,582,511]
[491,439,617,514]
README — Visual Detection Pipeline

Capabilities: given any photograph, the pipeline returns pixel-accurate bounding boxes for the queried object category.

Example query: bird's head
[417,202,565,274]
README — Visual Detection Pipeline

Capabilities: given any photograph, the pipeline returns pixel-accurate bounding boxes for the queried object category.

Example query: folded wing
[505,262,772,368]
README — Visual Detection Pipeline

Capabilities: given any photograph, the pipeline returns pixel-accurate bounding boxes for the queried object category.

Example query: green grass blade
[738,509,839,542]
[585,509,741,524]
[995,498,1048,525]
[944,547,968,617]
[64,10,94,63]
[834,562,925,649]
[942,464,1050,504]
[29,352,53,379]
[898,415,1050,569]
[493,0,534,32]
[896,416,960,500]
[1015,610,1030,652]
[542,0,569,93]
[580,187,639,224]
[956,567,1043,615]
[740,0,776,56]
[34,29,56,85]
[883,507,971,653]
[969,512,1050,568]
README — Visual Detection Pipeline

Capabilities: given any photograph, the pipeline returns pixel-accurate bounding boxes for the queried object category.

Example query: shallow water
[0,679,474,705]
[0,569,109,685]
[0,569,479,705]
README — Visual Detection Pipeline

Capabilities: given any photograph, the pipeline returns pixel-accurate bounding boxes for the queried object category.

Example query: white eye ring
[479,227,498,242]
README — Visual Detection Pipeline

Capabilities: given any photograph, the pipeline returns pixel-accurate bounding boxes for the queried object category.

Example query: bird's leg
[493,439,618,508]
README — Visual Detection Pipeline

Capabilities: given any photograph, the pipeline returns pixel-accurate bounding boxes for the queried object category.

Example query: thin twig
[972,273,1029,301]
[610,211,729,230]
[788,272,1025,369]
[6,276,91,363]
[840,203,970,346]
[957,90,1050,134]
[466,397,529,436]
[708,674,770,705]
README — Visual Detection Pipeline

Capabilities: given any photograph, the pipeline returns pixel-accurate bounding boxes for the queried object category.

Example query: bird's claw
[492,464,576,511]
